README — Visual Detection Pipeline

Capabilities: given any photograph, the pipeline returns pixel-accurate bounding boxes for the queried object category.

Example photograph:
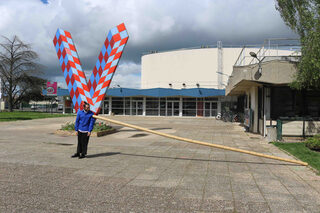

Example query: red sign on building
[46,82,57,96]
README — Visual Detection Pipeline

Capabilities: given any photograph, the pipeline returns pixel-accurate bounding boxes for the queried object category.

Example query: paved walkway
[0,116,319,212]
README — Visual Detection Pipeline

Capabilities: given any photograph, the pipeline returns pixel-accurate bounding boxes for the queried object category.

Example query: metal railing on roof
[234,38,301,67]
[141,44,259,56]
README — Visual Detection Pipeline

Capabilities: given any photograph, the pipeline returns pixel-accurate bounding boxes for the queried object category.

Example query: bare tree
[0,36,41,111]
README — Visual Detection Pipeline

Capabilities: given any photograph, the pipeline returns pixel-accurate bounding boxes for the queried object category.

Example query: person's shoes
[71,153,80,158]
[79,154,86,159]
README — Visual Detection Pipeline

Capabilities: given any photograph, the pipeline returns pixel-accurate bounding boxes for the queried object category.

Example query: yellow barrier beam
[93,115,308,166]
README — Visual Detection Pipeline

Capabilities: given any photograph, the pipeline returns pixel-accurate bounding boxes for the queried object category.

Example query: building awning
[42,87,225,98]
[227,79,287,96]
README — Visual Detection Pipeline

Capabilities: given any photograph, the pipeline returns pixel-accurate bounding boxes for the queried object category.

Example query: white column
[263,87,266,137]
[130,97,132,115]
[196,98,198,117]
[143,97,146,116]
[123,97,125,115]
[108,97,112,115]
[179,97,183,116]
[63,97,65,114]
[102,98,105,114]
[250,86,259,133]
[158,98,160,116]
[217,97,222,114]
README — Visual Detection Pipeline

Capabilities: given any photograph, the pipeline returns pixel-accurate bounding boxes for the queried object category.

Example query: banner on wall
[46,81,57,96]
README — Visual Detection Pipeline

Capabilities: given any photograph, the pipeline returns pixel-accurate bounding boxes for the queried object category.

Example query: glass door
[132,101,143,115]
[173,102,179,116]
[167,102,172,116]
[137,101,143,115]
[204,102,210,117]
[211,102,217,116]
[197,101,204,116]
[204,102,218,117]
[167,101,179,116]
[103,101,109,114]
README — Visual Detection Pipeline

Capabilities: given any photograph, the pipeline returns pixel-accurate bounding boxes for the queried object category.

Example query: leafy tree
[0,36,41,111]
[19,74,47,103]
[276,0,320,89]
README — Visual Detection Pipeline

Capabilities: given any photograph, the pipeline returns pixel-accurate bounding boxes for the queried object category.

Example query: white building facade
[141,47,295,90]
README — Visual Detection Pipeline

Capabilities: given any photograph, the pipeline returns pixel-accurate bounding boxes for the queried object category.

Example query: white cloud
[110,73,141,89]
[0,0,296,89]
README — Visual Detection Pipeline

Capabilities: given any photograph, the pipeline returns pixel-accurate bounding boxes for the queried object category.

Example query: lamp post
[250,52,266,137]
[249,52,262,74]
[117,84,122,93]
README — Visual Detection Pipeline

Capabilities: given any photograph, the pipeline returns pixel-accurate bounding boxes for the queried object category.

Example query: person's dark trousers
[77,131,90,155]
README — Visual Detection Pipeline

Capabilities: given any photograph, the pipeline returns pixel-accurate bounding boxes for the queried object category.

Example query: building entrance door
[197,101,204,116]
[103,101,109,114]
[132,101,143,115]
[204,102,218,117]
[167,101,179,116]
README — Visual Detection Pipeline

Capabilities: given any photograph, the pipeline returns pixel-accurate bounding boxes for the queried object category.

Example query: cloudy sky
[0,0,296,88]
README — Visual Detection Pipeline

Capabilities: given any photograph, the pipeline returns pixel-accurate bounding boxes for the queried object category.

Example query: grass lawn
[0,111,74,122]
[273,142,320,174]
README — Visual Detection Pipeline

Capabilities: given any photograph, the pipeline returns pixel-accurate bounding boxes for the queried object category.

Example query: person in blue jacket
[71,102,95,159]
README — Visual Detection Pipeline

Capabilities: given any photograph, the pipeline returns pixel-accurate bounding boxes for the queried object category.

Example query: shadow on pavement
[87,151,298,166]
[86,152,121,158]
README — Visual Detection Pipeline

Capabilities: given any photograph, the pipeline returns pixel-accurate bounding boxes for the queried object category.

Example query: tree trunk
[8,85,13,112]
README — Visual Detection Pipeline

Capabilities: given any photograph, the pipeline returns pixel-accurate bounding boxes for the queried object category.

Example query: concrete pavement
[0,116,319,212]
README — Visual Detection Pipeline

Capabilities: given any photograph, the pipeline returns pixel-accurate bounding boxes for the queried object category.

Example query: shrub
[61,121,112,132]
[305,134,320,151]
[61,122,75,131]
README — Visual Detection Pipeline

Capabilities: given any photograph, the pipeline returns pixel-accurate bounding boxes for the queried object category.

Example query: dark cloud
[0,0,297,88]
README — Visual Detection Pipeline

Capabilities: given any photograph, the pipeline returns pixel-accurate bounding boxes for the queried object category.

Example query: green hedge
[306,135,320,151]
[61,121,112,132]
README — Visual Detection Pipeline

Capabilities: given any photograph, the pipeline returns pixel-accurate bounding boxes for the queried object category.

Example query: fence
[276,117,320,140]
